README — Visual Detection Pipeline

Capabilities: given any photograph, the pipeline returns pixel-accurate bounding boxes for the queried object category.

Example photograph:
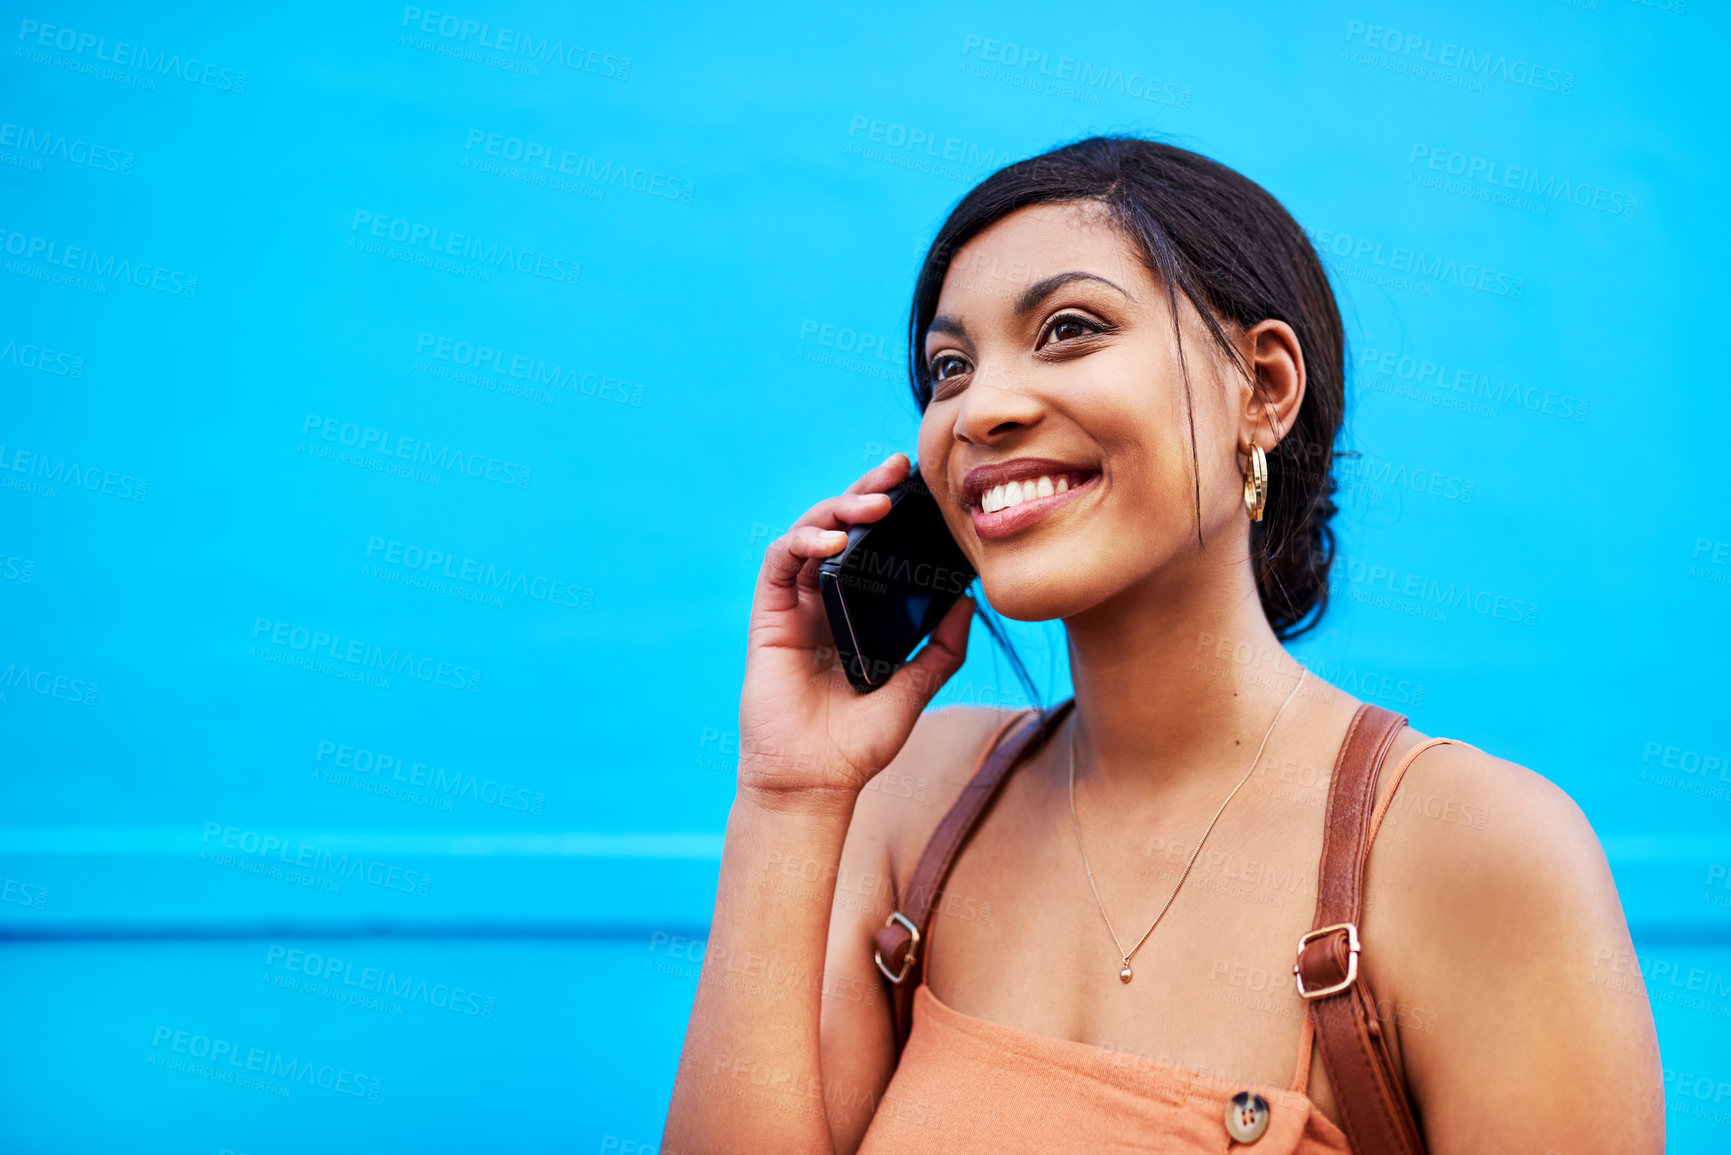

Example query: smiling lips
[961,458,1100,541]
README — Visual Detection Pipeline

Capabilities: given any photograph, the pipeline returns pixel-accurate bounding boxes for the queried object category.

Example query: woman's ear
[1237,319,1305,449]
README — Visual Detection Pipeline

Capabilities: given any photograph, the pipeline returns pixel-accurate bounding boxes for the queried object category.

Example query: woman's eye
[931,354,969,381]
[1043,314,1100,346]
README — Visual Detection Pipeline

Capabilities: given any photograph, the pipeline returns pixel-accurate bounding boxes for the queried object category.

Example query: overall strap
[873,700,1076,1051]
[1294,703,1427,1155]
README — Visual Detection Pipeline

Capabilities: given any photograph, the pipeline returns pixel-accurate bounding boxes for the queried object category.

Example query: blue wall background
[2,1,1728,1150]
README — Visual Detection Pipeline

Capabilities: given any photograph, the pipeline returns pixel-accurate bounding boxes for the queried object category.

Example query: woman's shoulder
[1376,726,1603,869]
[1369,724,1626,983]
[1307,684,1598,869]
[849,704,1030,888]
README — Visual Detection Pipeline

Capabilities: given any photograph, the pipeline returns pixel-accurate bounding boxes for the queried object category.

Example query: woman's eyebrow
[926,271,1127,344]
[927,315,969,341]
[1015,271,1130,317]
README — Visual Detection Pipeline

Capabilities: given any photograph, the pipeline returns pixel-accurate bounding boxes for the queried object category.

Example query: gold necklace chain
[1067,667,1308,984]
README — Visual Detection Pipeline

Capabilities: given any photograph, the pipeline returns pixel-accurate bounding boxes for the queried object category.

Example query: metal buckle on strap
[1293,922,1360,1000]
[874,911,920,984]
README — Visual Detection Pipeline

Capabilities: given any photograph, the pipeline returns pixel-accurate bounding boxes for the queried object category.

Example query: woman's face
[915,201,1261,623]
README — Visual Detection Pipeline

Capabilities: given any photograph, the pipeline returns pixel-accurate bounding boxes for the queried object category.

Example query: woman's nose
[951,365,1044,445]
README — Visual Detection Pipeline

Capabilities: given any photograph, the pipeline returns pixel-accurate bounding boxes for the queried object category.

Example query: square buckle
[873,911,920,985]
[1293,921,1360,1000]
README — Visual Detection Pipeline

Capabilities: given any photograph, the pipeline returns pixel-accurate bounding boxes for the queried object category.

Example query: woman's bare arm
[662,452,974,1154]
[817,706,1016,1152]
[1373,744,1666,1155]
[663,788,859,1153]
[664,704,1002,1154]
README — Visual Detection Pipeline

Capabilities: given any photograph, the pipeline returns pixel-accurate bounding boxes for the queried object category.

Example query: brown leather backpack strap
[1295,702,1427,1154]
[873,699,1076,1050]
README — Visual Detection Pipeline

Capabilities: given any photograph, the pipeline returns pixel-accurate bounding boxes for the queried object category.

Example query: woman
[665,137,1663,1153]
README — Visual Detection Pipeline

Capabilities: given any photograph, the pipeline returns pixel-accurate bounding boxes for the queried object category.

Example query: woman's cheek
[914,423,954,498]
[1116,446,1193,530]
[915,416,945,472]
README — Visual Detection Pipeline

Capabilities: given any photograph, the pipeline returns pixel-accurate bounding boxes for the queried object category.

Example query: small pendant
[1119,963,1133,983]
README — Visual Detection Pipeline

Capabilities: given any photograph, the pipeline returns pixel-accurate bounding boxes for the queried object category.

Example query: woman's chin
[976,570,1100,624]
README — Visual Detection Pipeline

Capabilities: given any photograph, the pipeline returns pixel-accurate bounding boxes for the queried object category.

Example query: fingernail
[881,452,902,468]
[822,530,848,547]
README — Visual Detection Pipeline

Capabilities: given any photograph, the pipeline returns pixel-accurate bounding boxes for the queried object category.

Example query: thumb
[891,595,974,709]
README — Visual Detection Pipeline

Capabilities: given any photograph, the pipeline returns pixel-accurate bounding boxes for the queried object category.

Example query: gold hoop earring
[1242,443,1268,522]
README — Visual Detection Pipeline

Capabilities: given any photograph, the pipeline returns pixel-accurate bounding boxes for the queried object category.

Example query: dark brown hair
[908,136,1346,698]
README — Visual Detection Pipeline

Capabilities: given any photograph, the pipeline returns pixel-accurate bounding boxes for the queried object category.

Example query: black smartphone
[818,463,976,693]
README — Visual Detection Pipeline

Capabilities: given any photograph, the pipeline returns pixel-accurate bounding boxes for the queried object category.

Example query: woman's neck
[1061,556,1307,790]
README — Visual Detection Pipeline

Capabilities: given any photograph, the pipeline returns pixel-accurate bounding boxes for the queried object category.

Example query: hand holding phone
[736,455,974,809]
[818,464,977,693]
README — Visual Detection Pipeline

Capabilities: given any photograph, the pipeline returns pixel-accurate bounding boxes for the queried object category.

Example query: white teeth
[981,475,1073,513]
